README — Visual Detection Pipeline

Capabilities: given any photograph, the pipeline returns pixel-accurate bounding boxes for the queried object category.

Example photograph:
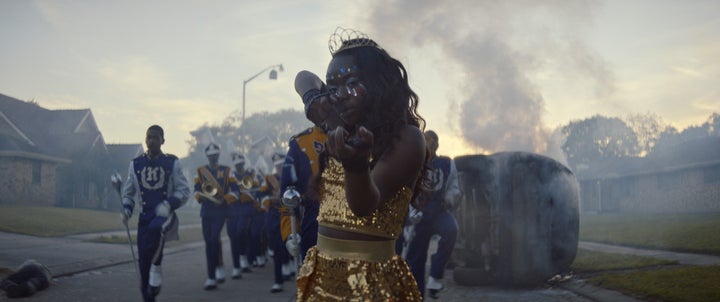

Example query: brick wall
[0,157,57,206]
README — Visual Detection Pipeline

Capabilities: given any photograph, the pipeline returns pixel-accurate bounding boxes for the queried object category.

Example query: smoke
[362,0,613,160]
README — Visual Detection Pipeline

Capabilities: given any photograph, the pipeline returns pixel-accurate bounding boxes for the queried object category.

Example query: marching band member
[259,153,296,293]
[121,125,190,302]
[402,130,462,299]
[231,153,260,273]
[193,143,238,290]
[249,167,268,269]
[279,70,337,263]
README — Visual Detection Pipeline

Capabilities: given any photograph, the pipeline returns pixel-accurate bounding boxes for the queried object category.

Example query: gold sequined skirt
[296,234,421,301]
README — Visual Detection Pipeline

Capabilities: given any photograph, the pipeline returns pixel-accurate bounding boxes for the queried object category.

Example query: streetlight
[242,64,284,125]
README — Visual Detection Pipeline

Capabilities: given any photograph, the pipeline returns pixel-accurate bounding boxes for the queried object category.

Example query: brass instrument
[199,181,222,205]
[202,181,219,196]
[238,173,260,205]
[239,175,254,191]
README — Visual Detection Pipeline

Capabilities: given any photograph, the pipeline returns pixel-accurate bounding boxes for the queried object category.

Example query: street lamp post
[242,64,284,125]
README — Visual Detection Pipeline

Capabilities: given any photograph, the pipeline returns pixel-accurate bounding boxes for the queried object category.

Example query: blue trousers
[405,210,458,295]
[202,216,226,279]
[137,213,172,302]
[266,217,289,284]
[249,210,266,264]
[226,202,255,268]
[299,204,318,261]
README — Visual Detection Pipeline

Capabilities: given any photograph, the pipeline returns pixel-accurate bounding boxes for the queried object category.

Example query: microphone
[346,130,370,149]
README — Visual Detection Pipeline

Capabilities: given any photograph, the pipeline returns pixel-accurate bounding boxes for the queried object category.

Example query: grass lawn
[571,248,720,302]
[587,265,720,302]
[580,212,720,255]
[0,205,201,237]
[575,212,720,302]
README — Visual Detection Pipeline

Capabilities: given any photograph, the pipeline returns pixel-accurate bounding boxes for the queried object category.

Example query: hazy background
[1,0,718,158]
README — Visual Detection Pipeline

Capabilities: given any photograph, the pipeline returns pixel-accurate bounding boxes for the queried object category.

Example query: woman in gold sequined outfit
[296,27,427,301]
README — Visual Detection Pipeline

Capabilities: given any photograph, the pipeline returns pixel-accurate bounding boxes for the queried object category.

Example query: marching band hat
[205,143,220,155]
[232,153,245,164]
[272,153,285,165]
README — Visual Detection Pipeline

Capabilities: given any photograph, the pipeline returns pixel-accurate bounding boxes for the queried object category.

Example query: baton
[282,187,302,270]
[111,171,141,282]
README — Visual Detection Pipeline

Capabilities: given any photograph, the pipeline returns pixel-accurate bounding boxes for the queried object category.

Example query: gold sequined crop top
[317,158,412,239]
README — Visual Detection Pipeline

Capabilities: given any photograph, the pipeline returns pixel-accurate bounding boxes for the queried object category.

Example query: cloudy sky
[1,0,718,159]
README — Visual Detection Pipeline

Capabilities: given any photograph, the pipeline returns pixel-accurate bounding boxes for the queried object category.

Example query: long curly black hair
[329,39,431,204]
[333,41,424,162]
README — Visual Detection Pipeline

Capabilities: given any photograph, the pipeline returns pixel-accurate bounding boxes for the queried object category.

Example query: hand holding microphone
[327,125,373,173]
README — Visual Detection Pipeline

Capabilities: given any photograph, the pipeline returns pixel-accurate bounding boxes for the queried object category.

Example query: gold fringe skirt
[296,234,421,301]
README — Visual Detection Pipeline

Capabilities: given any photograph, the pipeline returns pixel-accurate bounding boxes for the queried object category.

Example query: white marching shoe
[231,267,242,280]
[148,265,162,297]
[149,265,163,286]
[215,266,226,283]
[256,255,266,268]
[270,283,283,293]
[281,262,295,281]
[204,278,217,290]
[240,255,252,273]
[427,276,444,299]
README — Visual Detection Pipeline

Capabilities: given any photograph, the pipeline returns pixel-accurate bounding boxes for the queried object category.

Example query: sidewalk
[0,228,204,278]
[578,241,720,265]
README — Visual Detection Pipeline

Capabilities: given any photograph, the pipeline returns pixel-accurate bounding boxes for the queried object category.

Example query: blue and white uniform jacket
[122,152,191,222]
[417,155,461,214]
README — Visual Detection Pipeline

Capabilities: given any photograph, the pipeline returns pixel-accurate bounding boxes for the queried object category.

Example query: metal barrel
[452,152,579,286]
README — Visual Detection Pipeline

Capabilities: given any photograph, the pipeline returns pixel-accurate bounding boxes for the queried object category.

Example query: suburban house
[0,93,141,209]
[0,109,70,206]
[577,136,720,213]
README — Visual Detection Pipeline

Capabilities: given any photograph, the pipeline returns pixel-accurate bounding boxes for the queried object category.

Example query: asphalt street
[5,228,719,301]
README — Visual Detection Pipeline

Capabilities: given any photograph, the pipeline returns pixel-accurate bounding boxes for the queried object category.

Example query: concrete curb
[47,224,206,278]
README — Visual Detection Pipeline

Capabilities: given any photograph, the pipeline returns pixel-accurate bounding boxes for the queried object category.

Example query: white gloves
[121,208,132,225]
[403,225,415,242]
[408,205,423,224]
[261,196,270,211]
[285,234,301,256]
[155,200,171,218]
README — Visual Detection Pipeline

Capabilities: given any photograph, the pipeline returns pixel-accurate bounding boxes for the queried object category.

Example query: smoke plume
[363,0,614,160]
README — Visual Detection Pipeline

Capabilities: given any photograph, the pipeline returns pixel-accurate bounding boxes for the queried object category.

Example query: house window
[704,165,720,184]
[32,161,41,184]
